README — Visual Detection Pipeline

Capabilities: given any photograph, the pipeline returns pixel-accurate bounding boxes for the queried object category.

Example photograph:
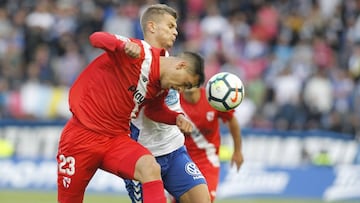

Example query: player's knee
[134,154,161,182]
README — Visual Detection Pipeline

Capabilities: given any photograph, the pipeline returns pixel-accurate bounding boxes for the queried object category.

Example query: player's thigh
[179,184,210,203]
[163,147,208,201]
[57,119,106,202]
[101,135,152,180]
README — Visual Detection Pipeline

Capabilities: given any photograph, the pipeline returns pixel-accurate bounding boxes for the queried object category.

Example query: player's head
[160,51,205,92]
[140,4,178,49]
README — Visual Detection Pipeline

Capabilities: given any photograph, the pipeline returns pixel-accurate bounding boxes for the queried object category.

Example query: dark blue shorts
[124,146,206,202]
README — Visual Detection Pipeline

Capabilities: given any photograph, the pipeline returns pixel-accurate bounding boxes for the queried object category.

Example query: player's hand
[231,150,244,172]
[124,41,141,58]
[176,114,193,134]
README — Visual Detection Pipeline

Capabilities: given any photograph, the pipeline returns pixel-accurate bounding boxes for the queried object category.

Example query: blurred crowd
[0,0,360,139]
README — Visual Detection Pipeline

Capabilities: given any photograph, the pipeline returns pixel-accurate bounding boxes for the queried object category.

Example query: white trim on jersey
[190,128,220,167]
[131,49,184,157]
[130,40,153,119]
[114,34,130,42]
[182,112,220,167]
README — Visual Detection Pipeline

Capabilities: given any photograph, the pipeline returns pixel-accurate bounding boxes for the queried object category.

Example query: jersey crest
[206,111,215,122]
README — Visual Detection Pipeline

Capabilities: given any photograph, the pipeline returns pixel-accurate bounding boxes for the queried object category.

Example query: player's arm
[226,115,244,171]
[219,110,243,171]
[89,32,125,52]
[89,32,141,58]
[144,94,193,133]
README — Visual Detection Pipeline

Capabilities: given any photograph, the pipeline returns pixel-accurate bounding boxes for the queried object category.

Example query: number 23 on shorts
[58,154,76,176]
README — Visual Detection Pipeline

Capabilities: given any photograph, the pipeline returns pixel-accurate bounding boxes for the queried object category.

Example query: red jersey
[180,88,234,168]
[69,32,179,136]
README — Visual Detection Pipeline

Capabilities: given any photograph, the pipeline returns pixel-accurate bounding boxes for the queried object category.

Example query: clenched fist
[124,41,141,58]
[176,114,193,134]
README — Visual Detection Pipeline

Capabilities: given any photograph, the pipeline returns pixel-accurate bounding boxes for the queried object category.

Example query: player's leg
[101,135,166,203]
[57,117,104,203]
[162,146,211,203]
[122,122,147,203]
[179,184,211,203]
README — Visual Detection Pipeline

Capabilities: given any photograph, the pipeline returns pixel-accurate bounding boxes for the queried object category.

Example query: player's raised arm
[89,31,125,52]
[89,32,141,58]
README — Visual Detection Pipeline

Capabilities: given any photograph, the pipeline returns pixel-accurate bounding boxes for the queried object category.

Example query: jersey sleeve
[89,32,126,52]
[218,109,235,123]
[144,92,182,125]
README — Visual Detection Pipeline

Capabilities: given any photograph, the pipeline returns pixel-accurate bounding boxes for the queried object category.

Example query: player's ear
[148,21,156,33]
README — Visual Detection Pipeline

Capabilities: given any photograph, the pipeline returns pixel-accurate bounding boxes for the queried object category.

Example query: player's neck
[159,57,172,79]
[144,37,163,49]
[183,90,200,104]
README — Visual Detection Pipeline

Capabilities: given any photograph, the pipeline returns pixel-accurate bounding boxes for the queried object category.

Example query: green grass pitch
[1,190,350,203]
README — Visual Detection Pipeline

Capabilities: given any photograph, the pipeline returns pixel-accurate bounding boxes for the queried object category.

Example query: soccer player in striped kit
[124,4,211,203]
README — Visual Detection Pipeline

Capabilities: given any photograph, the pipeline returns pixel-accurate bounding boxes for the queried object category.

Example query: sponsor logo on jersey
[185,162,205,180]
[128,85,146,104]
[165,89,178,106]
[141,75,148,83]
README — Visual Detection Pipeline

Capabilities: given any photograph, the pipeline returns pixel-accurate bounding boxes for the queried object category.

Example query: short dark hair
[140,4,178,33]
[178,52,205,87]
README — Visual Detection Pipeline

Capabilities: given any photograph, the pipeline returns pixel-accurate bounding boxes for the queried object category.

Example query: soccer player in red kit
[56,31,205,203]
[180,87,243,202]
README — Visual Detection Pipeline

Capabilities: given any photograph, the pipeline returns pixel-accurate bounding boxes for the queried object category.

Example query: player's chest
[186,108,217,132]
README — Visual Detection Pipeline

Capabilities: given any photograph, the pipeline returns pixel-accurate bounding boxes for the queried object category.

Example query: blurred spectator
[24,1,55,63]
[199,4,228,57]
[272,66,302,130]
[103,2,137,38]
[51,34,86,86]
[303,68,333,129]
[252,2,279,43]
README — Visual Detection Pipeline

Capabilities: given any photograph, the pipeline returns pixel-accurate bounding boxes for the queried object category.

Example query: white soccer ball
[205,72,245,112]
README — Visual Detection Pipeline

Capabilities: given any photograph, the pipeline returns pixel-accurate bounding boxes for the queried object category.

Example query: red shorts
[57,117,151,203]
[199,164,220,202]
